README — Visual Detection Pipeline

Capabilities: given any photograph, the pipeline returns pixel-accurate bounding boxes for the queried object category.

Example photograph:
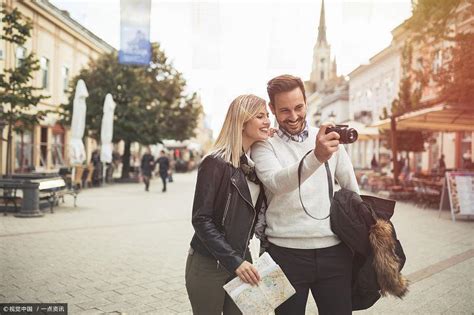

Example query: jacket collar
[230,168,253,209]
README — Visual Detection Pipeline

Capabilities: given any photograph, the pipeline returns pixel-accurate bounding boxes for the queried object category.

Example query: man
[140,148,155,191]
[156,150,170,192]
[252,74,359,315]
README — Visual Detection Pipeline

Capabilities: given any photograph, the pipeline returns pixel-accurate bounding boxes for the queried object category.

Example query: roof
[29,0,115,53]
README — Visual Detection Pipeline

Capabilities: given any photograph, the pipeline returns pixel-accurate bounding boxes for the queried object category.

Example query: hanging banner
[119,0,152,66]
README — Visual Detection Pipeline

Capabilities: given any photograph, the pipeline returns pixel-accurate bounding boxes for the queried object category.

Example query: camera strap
[297,149,333,220]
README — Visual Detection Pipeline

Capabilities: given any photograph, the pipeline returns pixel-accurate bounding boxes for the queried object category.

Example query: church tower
[309,0,335,93]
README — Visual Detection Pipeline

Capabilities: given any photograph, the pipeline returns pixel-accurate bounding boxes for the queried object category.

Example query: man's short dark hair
[267,74,306,106]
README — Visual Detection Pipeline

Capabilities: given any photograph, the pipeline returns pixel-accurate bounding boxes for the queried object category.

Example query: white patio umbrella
[100,94,116,163]
[69,79,88,165]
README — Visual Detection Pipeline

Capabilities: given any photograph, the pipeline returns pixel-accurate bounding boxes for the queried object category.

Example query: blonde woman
[185,94,271,315]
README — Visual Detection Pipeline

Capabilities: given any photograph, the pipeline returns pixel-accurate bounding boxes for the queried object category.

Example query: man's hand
[314,122,340,163]
[235,261,260,286]
[268,127,277,137]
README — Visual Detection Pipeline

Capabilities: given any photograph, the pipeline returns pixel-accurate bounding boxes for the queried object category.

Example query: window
[15,129,34,172]
[40,57,49,89]
[16,46,26,67]
[432,50,442,74]
[61,66,69,93]
[320,71,324,80]
[51,133,65,166]
[416,57,423,70]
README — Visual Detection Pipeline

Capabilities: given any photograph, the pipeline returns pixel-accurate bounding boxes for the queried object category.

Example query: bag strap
[297,150,333,220]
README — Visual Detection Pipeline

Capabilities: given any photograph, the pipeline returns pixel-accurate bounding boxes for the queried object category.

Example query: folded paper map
[223,252,296,315]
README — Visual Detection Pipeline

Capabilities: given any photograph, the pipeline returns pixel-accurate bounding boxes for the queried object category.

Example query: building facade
[0,0,114,175]
[390,0,474,172]
[347,44,401,169]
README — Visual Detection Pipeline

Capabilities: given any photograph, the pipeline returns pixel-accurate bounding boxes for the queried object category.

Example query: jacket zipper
[217,192,233,271]
[221,193,232,226]
[231,178,257,259]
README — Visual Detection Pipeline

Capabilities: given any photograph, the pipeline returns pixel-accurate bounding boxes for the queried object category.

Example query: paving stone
[1,174,472,314]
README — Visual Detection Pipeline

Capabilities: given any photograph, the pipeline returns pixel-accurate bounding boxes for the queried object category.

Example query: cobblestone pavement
[1,172,473,314]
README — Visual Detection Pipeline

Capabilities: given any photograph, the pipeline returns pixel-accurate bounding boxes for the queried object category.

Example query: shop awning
[371,104,474,132]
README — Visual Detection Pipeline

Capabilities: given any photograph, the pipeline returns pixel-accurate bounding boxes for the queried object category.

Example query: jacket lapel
[230,168,253,209]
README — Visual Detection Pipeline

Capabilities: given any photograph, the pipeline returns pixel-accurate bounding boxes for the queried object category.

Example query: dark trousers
[160,172,167,191]
[143,176,150,191]
[268,242,353,315]
[185,249,241,315]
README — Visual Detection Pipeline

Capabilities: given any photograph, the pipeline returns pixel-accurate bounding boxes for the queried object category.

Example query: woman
[185,94,271,315]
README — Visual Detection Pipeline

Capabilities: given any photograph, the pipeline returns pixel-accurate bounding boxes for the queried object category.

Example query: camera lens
[346,128,358,143]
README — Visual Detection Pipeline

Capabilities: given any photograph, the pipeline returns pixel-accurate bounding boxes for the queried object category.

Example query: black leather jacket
[190,154,265,274]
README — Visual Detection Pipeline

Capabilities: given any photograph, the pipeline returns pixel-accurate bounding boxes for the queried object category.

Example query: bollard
[15,181,43,218]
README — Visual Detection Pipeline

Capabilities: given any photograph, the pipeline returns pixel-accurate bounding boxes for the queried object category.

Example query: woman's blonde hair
[211,94,267,168]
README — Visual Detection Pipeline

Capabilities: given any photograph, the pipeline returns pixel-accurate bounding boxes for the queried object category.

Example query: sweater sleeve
[335,144,360,194]
[252,140,323,194]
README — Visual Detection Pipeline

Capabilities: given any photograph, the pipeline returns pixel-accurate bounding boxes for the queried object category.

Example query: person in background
[156,150,170,192]
[371,154,379,171]
[140,148,155,192]
[90,149,102,186]
[438,154,446,175]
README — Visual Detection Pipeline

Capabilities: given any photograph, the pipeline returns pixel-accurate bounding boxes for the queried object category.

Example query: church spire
[317,0,327,45]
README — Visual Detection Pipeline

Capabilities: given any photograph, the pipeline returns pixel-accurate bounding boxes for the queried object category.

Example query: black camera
[325,124,358,144]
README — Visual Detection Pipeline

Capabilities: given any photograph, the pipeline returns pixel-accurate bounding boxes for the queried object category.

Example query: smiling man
[252,74,359,315]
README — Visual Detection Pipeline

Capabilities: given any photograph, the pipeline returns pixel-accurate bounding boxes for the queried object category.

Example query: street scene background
[1,174,473,314]
[1,0,473,314]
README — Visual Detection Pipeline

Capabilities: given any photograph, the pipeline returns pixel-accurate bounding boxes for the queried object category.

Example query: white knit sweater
[251,126,360,249]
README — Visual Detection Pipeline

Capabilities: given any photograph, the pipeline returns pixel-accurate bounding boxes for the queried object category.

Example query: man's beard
[280,116,306,135]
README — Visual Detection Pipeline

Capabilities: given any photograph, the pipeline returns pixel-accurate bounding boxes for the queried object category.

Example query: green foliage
[59,42,202,177]
[0,7,49,175]
[404,0,472,108]
[407,0,462,42]
[382,129,429,153]
[436,33,474,107]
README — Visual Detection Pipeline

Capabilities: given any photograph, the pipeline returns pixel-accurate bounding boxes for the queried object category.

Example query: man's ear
[269,103,276,116]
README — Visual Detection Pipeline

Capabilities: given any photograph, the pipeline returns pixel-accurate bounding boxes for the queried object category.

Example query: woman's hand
[235,261,260,286]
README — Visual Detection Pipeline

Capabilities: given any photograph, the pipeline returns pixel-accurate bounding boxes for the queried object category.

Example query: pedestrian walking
[156,150,170,192]
[140,148,155,192]
[252,75,359,315]
[185,94,271,315]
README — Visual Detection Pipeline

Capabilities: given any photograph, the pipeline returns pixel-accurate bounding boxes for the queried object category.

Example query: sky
[50,0,412,134]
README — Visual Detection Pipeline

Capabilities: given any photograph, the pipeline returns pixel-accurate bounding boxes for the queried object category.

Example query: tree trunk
[391,116,399,185]
[121,140,131,179]
[6,121,13,177]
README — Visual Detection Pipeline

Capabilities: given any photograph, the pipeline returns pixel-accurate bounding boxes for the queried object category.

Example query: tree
[381,44,427,183]
[437,32,474,107]
[406,0,473,107]
[406,0,463,42]
[0,7,49,175]
[60,43,202,178]
[381,0,471,182]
